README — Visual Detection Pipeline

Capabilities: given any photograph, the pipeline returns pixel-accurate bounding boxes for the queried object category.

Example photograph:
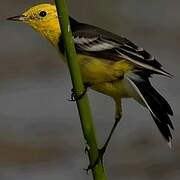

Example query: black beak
[7,15,26,21]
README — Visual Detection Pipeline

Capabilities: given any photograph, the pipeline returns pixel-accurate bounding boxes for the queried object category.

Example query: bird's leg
[86,100,122,171]
[69,83,91,101]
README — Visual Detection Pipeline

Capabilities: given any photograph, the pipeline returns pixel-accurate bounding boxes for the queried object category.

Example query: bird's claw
[68,88,76,101]
[83,165,91,175]
[85,146,89,154]
[85,146,106,173]
[68,86,88,102]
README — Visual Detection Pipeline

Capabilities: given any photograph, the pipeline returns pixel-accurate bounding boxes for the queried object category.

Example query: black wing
[69,18,171,77]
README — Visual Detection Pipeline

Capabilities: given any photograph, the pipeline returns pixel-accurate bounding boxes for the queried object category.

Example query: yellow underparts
[21,4,134,99]
[77,54,134,98]
[34,19,134,99]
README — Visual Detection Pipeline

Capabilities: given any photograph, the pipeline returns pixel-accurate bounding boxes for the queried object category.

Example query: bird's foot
[84,146,106,173]
[85,143,90,154]
[68,83,90,101]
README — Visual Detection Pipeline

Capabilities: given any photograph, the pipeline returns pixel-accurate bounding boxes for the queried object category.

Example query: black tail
[126,72,174,144]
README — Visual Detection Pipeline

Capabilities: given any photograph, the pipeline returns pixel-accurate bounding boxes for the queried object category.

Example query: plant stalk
[54,0,108,179]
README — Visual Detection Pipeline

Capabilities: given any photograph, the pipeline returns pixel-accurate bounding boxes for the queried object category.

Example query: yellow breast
[76,54,134,98]
[77,54,134,83]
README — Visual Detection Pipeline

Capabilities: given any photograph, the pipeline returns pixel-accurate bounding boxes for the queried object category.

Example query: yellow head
[7,4,61,47]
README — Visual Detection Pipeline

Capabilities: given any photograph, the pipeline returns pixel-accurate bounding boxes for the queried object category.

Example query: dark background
[0,0,179,179]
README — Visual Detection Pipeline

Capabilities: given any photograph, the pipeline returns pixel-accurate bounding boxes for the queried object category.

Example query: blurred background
[0,0,179,179]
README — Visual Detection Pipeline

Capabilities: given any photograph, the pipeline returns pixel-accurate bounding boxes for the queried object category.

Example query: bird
[7,3,174,164]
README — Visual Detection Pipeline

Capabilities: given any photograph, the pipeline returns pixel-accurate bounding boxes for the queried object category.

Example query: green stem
[54,0,108,179]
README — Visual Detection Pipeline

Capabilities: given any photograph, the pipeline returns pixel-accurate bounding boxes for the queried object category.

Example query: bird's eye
[39,11,47,17]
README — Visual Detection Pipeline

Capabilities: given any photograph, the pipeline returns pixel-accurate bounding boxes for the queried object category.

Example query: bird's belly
[77,54,134,84]
[91,80,130,98]
[76,54,133,98]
